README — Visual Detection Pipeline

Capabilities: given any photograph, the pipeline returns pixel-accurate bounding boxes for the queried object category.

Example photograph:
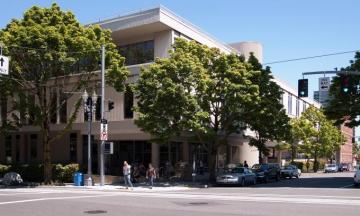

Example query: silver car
[216,167,257,186]
[281,165,300,179]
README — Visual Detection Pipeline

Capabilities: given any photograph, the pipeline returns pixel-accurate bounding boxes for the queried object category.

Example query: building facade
[0,6,322,175]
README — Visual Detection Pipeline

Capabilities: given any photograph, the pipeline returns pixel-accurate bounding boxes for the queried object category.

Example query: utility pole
[100,45,105,186]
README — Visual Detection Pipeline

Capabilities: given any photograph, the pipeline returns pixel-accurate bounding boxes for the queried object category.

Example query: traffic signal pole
[100,45,105,186]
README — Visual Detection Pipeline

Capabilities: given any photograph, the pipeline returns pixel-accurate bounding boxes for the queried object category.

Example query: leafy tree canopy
[325,52,360,127]
[0,3,128,183]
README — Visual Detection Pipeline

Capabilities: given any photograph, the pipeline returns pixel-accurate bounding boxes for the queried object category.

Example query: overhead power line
[263,50,360,65]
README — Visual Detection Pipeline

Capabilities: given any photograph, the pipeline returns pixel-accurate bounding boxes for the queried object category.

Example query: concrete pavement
[0,172,359,216]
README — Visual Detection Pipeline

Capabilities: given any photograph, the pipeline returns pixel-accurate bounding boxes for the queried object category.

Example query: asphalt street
[0,172,359,216]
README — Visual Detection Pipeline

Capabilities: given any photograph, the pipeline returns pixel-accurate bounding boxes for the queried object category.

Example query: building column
[182,140,189,163]
[151,142,159,168]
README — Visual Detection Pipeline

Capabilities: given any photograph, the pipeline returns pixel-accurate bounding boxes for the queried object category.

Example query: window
[15,135,20,163]
[124,86,134,119]
[288,94,292,115]
[118,40,154,65]
[296,99,300,117]
[50,89,57,124]
[59,92,67,123]
[30,134,38,159]
[5,135,12,163]
[70,133,77,162]
[0,97,7,124]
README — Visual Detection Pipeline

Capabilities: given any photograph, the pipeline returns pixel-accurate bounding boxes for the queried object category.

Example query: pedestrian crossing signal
[298,79,308,97]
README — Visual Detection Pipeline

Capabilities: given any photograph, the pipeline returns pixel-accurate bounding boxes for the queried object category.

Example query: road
[0,172,359,216]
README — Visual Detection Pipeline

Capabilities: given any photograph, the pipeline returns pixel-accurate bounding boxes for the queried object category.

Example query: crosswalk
[1,187,360,206]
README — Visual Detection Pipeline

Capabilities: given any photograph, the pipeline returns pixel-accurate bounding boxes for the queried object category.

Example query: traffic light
[108,100,114,111]
[340,75,350,94]
[298,79,308,97]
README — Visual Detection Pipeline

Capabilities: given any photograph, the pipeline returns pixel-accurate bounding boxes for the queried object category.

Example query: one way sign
[0,55,9,75]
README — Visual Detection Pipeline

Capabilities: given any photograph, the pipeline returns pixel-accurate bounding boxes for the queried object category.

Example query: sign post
[100,119,108,141]
[0,55,9,75]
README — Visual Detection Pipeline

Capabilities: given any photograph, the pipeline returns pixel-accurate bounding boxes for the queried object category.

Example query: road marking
[0,194,119,205]
[2,190,360,207]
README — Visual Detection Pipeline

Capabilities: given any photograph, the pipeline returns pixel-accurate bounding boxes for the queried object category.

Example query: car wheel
[264,176,269,183]
[354,183,359,187]
[276,174,280,182]
[253,178,257,185]
[240,178,245,187]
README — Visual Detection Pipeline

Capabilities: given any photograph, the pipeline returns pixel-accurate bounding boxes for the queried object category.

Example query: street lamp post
[82,90,98,186]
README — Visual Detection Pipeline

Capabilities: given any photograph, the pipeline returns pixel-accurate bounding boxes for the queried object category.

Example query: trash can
[73,172,84,186]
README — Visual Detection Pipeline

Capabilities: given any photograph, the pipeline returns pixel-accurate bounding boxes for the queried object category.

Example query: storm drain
[84,210,107,214]
[188,202,208,205]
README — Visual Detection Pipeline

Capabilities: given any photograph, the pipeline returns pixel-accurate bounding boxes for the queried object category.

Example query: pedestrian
[146,163,156,189]
[244,160,249,168]
[123,161,133,190]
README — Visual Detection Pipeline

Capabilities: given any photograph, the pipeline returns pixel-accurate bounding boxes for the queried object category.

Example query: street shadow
[249,176,357,189]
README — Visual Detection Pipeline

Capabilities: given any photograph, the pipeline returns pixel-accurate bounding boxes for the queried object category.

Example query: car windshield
[224,168,244,174]
[283,166,293,169]
[326,164,336,167]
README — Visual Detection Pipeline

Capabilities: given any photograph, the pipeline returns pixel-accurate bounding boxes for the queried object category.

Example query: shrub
[0,164,11,177]
[53,163,79,183]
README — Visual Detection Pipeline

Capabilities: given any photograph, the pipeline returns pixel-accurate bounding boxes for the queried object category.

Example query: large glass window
[30,134,37,159]
[124,86,134,119]
[5,135,12,163]
[70,133,77,162]
[118,40,154,65]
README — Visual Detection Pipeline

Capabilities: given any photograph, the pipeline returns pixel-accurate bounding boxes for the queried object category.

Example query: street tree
[0,4,128,183]
[325,52,360,127]
[243,54,291,163]
[291,106,344,172]
[133,38,260,180]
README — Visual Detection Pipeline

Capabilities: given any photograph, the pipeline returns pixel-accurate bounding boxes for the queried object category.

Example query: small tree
[0,4,128,183]
[134,38,260,181]
[291,106,344,172]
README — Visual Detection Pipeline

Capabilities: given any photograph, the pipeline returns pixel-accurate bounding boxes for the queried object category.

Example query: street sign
[319,77,331,91]
[104,142,113,154]
[100,120,108,141]
[0,55,9,75]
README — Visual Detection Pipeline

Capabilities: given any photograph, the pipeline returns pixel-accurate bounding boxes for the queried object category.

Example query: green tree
[325,52,360,127]
[134,38,260,181]
[0,4,128,183]
[291,106,344,172]
[244,54,291,163]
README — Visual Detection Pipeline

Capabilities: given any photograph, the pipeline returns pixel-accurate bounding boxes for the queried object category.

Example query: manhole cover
[84,210,107,214]
[188,202,208,205]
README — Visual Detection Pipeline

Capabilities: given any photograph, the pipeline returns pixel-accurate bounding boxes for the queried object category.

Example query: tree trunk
[313,148,319,173]
[43,118,52,184]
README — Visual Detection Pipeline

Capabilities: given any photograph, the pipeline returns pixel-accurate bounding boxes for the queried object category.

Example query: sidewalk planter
[73,172,84,186]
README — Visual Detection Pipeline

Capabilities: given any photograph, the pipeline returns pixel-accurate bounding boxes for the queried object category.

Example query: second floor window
[118,40,154,65]
[288,94,292,115]
[124,86,134,119]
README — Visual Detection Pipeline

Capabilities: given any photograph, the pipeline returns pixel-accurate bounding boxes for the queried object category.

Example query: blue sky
[1,0,359,97]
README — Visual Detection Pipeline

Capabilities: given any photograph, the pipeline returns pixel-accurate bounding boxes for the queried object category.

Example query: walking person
[244,160,249,168]
[146,163,156,189]
[123,161,133,190]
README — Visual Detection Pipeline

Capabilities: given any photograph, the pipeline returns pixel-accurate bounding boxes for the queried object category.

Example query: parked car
[281,165,300,179]
[216,167,257,186]
[252,163,281,183]
[338,163,350,172]
[324,164,338,173]
[354,169,360,187]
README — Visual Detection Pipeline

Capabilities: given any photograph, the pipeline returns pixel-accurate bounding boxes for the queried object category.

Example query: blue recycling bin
[73,172,84,186]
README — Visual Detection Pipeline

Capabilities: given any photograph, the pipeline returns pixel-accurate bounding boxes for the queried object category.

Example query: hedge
[0,163,79,183]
